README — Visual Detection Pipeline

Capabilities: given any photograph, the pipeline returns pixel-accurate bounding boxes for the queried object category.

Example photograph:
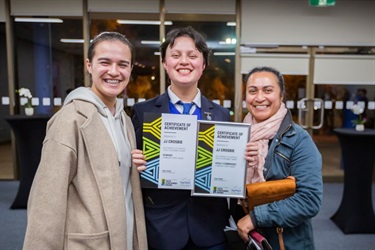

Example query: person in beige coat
[23,32,147,250]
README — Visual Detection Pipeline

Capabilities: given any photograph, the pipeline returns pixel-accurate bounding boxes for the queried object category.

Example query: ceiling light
[117,20,173,25]
[214,52,235,56]
[223,38,237,44]
[241,43,279,48]
[219,41,235,45]
[141,40,161,45]
[226,22,236,26]
[15,17,63,23]
[60,39,84,43]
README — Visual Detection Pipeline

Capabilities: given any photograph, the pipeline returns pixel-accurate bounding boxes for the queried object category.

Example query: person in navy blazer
[131,26,231,250]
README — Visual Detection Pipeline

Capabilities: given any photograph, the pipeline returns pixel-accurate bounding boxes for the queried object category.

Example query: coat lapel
[81,113,127,249]
[154,92,171,113]
[123,113,148,249]
[200,96,215,121]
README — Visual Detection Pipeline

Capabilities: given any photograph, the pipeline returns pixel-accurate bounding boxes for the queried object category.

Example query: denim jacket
[254,111,323,250]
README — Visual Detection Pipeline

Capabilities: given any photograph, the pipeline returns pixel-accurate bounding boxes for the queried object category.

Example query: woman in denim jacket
[236,66,323,250]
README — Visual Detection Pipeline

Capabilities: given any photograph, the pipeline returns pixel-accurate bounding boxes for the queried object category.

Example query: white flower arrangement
[351,103,367,125]
[17,88,33,108]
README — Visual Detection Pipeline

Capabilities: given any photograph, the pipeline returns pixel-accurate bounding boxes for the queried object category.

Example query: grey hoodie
[64,87,134,249]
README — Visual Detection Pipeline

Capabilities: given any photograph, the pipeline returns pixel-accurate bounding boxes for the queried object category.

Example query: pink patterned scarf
[243,102,288,183]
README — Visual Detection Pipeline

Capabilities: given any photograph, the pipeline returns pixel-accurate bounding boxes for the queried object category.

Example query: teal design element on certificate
[141,112,162,188]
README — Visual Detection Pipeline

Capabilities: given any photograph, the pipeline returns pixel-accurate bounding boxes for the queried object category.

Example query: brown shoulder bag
[242,176,296,250]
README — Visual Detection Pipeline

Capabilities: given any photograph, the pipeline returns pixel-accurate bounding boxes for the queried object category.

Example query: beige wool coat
[23,100,147,250]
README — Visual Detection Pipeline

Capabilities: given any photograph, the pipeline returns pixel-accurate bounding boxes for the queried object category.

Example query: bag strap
[241,199,286,250]
[277,227,285,250]
[240,199,249,214]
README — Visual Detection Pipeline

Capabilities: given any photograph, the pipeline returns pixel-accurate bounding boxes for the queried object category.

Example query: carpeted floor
[0,181,27,250]
[0,181,374,250]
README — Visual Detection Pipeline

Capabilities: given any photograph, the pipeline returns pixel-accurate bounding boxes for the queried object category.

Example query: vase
[25,107,34,116]
[355,124,364,132]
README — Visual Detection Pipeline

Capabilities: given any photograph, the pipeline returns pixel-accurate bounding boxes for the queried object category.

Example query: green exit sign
[310,0,336,7]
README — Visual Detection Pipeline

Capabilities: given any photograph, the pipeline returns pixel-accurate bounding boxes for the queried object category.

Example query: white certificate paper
[193,121,250,198]
[158,113,198,189]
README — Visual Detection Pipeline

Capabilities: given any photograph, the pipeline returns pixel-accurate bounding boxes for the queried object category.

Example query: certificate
[158,113,198,189]
[192,120,250,198]
[140,112,198,189]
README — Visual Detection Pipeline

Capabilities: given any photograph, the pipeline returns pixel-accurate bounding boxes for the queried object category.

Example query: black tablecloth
[331,128,375,233]
[4,115,51,209]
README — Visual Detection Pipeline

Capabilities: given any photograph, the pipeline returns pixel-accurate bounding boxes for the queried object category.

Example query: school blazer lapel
[201,96,215,121]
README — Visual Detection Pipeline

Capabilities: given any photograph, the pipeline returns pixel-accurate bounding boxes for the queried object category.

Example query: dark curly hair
[160,26,211,67]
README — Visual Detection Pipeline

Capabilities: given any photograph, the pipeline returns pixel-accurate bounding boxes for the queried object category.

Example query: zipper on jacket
[275,151,291,163]
[264,123,292,179]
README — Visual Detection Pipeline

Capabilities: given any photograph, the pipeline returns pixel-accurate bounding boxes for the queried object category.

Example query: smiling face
[87,40,132,107]
[245,71,283,123]
[163,36,205,93]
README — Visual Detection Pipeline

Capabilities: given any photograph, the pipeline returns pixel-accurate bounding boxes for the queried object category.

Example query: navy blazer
[131,92,231,249]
